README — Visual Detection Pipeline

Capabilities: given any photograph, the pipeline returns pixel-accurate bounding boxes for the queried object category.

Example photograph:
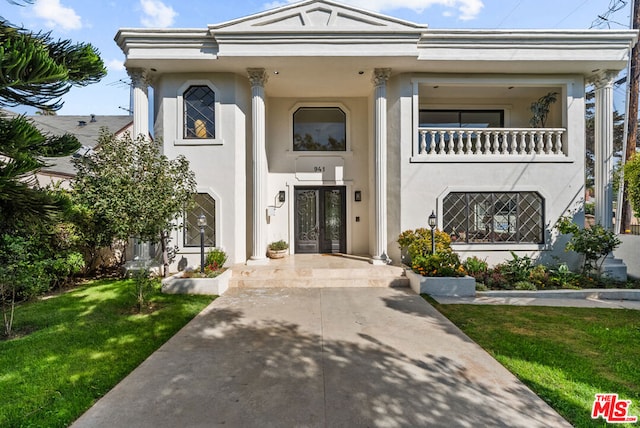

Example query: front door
[294,186,346,254]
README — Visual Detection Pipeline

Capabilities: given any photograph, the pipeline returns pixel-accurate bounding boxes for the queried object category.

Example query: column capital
[372,68,391,87]
[588,70,618,89]
[127,68,152,88]
[247,68,268,87]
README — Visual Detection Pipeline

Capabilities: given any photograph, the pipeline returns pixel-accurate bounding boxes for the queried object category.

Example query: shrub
[502,252,534,283]
[132,269,158,312]
[623,153,640,218]
[528,264,550,289]
[411,250,466,277]
[556,216,621,275]
[514,280,537,291]
[463,256,488,276]
[486,264,511,289]
[205,248,227,271]
[398,228,451,260]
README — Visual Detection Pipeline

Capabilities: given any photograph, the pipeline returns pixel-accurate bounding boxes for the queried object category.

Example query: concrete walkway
[72,287,570,427]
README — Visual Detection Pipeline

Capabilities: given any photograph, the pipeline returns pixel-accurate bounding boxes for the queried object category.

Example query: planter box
[161,268,231,295]
[406,269,475,297]
[268,248,288,259]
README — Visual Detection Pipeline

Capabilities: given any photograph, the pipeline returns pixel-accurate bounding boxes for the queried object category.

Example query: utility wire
[590,0,628,28]
[554,0,591,28]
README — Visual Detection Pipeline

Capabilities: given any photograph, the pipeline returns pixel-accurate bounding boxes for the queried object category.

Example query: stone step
[228,264,409,288]
[229,277,409,288]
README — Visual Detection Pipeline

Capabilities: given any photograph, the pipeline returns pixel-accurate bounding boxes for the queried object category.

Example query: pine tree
[0,4,106,231]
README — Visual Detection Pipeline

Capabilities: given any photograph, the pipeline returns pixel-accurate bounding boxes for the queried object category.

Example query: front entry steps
[228,254,409,288]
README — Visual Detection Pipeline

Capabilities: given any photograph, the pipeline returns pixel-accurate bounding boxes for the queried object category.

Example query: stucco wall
[614,235,640,279]
[265,97,371,256]
[389,73,586,267]
[156,73,247,268]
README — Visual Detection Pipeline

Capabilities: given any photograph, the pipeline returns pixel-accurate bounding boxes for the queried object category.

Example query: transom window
[184,193,216,247]
[184,86,215,139]
[293,107,346,151]
[443,192,544,244]
[420,110,503,128]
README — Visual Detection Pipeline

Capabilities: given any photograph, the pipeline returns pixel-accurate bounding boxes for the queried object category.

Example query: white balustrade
[417,127,566,158]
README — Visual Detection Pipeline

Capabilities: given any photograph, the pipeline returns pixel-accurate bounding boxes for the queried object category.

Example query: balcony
[412,127,569,163]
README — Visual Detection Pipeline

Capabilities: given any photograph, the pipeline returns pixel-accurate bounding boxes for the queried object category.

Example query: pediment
[210,0,426,33]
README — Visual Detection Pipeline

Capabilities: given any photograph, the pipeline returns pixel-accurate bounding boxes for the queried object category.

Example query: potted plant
[267,240,289,259]
[529,91,558,128]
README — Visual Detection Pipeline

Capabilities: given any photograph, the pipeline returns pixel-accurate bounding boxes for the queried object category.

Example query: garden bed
[161,268,231,295]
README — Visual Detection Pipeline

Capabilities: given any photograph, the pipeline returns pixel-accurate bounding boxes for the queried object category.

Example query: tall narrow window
[184,86,215,139]
[443,192,544,244]
[184,193,216,247]
[293,107,346,151]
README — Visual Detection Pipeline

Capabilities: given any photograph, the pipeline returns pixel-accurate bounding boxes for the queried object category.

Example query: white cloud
[34,0,82,30]
[140,0,177,28]
[107,59,125,72]
[262,0,483,21]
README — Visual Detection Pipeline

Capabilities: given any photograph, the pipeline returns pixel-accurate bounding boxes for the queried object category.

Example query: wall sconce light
[354,191,362,202]
[278,190,286,203]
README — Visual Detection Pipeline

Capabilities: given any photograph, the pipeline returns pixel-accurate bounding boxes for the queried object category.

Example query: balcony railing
[415,127,567,160]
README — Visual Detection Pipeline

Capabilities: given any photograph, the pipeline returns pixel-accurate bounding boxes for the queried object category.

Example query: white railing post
[414,127,566,159]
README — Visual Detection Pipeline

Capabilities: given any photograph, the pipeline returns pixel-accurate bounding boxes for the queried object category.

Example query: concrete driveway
[72,287,570,427]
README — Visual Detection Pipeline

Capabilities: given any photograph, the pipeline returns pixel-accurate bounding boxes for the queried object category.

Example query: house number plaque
[295,157,344,181]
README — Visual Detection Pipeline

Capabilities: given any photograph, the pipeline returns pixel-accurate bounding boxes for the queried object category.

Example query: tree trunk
[161,231,169,278]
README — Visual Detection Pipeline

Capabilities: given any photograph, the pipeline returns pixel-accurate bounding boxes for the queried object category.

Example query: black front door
[294,186,346,254]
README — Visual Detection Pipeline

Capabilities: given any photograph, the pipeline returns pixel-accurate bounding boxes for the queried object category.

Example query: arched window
[293,107,346,151]
[184,193,216,247]
[184,86,215,139]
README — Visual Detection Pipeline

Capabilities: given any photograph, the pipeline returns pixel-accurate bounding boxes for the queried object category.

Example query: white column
[128,68,149,139]
[247,68,269,264]
[592,71,617,229]
[371,68,391,265]
[591,71,627,281]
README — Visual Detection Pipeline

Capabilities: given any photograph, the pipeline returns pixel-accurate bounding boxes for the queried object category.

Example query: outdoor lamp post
[428,210,437,254]
[197,213,207,273]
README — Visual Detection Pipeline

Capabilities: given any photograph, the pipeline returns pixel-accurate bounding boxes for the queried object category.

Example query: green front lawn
[430,299,640,427]
[0,279,213,428]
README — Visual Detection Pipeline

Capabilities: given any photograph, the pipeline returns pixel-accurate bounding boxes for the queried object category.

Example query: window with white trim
[183,85,215,139]
[293,107,346,151]
[184,193,216,247]
[443,192,544,244]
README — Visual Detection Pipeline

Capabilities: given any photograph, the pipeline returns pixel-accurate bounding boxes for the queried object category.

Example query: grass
[0,279,213,428]
[428,298,640,428]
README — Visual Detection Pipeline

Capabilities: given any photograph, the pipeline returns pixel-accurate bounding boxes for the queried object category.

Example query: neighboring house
[115,0,637,269]
[27,114,133,189]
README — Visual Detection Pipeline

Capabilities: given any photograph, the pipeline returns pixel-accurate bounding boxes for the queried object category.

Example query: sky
[1,0,634,116]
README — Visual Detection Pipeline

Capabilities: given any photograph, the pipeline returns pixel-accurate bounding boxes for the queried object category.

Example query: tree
[623,153,640,218]
[72,130,196,276]
[0,1,105,337]
[0,9,106,230]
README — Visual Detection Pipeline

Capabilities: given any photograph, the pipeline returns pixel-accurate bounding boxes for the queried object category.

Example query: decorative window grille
[184,193,216,247]
[443,192,544,244]
[184,86,215,139]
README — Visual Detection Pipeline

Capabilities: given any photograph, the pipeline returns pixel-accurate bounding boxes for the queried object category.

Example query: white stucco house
[115,0,637,270]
